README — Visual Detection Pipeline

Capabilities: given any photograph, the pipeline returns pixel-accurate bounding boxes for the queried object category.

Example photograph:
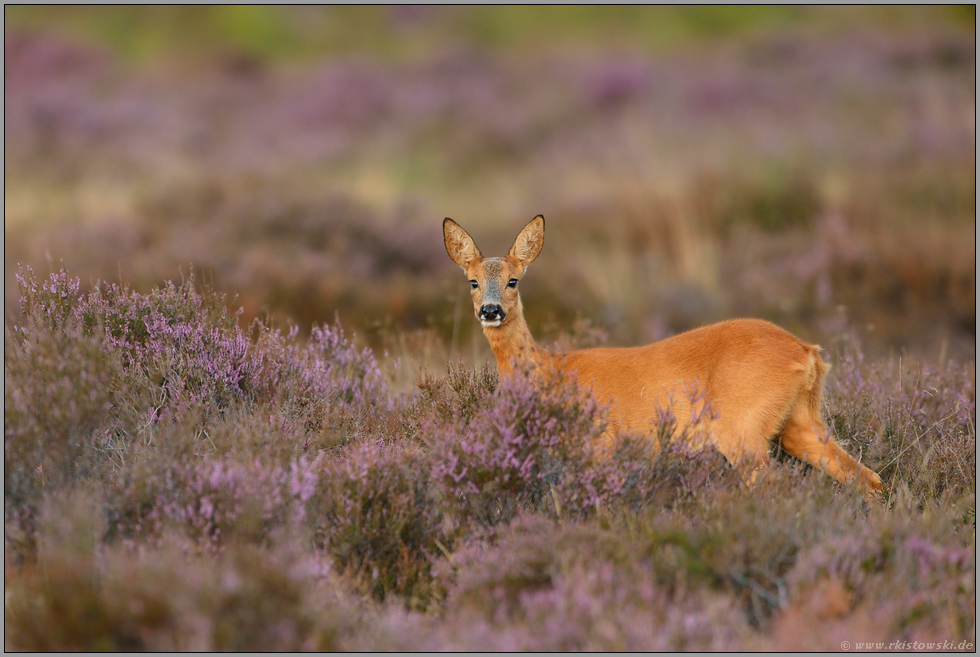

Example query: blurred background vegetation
[6,5,975,62]
[5,6,976,374]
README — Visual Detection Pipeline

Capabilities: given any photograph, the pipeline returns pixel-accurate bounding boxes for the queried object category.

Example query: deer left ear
[509,215,545,267]
[444,218,482,270]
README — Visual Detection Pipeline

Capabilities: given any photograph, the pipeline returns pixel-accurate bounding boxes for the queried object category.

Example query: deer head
[443,215,545,328]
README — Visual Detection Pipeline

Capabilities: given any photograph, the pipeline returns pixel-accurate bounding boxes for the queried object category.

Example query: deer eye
[507,279,518,288]
[469,280,479,290]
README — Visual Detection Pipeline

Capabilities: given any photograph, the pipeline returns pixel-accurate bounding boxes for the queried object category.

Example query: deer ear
[443,218,482,270]
[508,215,545,267]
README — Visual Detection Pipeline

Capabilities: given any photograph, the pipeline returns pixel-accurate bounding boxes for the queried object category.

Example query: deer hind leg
[778,405,883,495]
[778,347,883,496]
[709,417,772,487]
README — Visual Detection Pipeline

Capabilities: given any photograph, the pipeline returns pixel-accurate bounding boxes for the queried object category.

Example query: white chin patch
[481,319,502,328]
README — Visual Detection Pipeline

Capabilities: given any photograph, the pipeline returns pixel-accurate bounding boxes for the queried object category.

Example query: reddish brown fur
[444,216,883,494]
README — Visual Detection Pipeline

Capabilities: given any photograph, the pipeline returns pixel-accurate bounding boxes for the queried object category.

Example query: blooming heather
[4,267,975,650]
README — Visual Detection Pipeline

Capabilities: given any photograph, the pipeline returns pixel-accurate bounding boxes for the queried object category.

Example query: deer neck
[483,301,549,377]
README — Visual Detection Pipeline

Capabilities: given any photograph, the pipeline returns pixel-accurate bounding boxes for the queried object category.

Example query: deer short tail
[780,344,883,495]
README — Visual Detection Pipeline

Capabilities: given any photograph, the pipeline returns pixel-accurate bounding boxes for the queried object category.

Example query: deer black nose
[479,304,505,321]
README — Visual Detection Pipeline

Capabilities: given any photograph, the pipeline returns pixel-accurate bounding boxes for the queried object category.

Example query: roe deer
[443,214,883,494]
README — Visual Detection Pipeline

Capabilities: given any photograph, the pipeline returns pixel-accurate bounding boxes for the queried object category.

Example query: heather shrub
[632,471,851,628]
[98,402,336,553]
[106,446,320,551]
[100,413,203,544]
[435,514,749,651]
[827,347,976,500]
[411,359,499,429]
[5,272,128,550]
[442,560,746,651]
[307,440,444,609]
[598,424,737,514]
[13,267,86,330]
[4,322,118,521]
[6,268,254,478]
[78,273,250,423]
[249,322,396,448]
[431,473,974,651]
[427,366,613,528]
[440,514,634,616]
[5,529,363,651]
[782,495,975,646]
[10,266,395,450]
[6,268,400,563]
[622,466,973,641]
[468,467,854,635]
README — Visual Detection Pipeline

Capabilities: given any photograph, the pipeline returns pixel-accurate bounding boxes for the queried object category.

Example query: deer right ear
[443,218,482,270]
[508,214,545,267]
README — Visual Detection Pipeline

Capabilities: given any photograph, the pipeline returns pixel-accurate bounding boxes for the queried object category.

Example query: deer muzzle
[479,303,505,327]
